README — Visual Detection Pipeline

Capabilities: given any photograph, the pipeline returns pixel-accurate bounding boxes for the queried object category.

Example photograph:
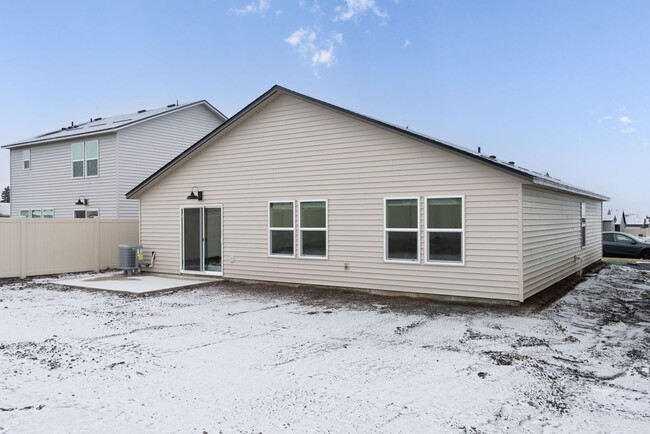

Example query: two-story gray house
[3,101,226,218]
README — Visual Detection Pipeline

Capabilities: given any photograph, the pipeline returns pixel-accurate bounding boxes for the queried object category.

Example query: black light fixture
[75,195,88,206]
[186,187,203,201]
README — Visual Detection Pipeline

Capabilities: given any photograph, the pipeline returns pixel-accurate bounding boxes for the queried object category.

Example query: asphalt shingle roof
[2,101,225,149]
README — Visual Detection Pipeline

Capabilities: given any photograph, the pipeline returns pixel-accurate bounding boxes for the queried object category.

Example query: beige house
[127,86,608,303]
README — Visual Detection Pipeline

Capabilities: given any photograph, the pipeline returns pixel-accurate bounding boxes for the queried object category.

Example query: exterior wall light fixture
[187,187,203,201]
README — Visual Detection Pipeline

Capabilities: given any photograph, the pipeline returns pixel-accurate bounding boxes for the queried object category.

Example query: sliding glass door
[181,206,222,275]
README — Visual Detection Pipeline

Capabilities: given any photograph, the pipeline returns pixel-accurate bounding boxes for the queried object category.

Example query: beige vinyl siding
[522,185,601,299]
[623,227,650,238]
[116,105,223,218]
[138,93,525,301]
[9,133,118,218]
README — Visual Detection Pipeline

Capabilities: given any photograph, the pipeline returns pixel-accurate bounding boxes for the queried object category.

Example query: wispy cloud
[312,46,335,66]
[616,116,635,134]
[334,0,388,22]
[299,0,323,16]
[284,28,344,72]
[402,39,410,48]
[232,0,271,16]
[598,113,638,135]
[285,28,317,51]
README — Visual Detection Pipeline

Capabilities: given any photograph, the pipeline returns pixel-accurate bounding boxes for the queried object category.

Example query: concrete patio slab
[53,272,217,294]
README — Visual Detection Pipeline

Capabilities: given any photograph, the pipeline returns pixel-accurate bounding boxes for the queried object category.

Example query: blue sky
[1,0,648,215]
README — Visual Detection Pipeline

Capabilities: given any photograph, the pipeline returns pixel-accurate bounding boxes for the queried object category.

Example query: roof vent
[489,155,496,159]
[138,109,146,113]
[167,104,176,108]
[508,161,515,165]
[94,117,102,121]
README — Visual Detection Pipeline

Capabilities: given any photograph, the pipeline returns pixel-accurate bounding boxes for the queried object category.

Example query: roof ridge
[127,85,608,201]
[3,100,222,149]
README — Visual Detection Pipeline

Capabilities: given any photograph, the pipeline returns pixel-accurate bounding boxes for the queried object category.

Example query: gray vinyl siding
[522,185,602,299]
[116,105,223,218]
[138,93,525,301]
[9,133,118,218]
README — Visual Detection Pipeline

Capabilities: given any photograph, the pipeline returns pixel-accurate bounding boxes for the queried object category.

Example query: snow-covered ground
[1,265,649,433]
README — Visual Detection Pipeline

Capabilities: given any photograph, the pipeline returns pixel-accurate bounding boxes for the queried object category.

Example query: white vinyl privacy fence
[0,218,139,278]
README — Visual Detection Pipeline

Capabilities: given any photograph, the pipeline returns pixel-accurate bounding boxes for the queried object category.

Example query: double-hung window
[72,140,99,178]
[384,198,419,262]
[580,202,586,248]
[23,149,30,170]
[426,197,464,264]
[72,143,84,177]
[269,202,295,256]
[299,200,327,258]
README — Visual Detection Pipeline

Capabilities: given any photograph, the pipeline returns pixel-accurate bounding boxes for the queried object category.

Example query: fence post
[94,218,100,272]
[20,217,27,279]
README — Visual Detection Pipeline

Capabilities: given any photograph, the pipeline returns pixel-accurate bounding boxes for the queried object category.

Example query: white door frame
[180,205,223,277]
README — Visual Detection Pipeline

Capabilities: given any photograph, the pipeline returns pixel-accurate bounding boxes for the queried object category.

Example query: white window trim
[85,140,99,178]
[383,197,420,264]
[72,142,84,178]
[23,149,30,170]
[179,205,205,275]
[580,202,587,249]
[425,195,465,266]
[74,208,100,218]
[268,200,295,258]
[71,140,100,179]
[298,199,328,260]
[19,208,55,218]
[178,205,224,277]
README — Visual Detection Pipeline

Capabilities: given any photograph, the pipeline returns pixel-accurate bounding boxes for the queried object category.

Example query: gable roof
[623,213,649,226]
[2,100,227,149]
[126,85,609,201]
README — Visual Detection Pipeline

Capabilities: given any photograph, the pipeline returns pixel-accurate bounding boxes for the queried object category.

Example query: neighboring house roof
[126,85,609,201]
[603,209,624,223]
[2,101,227,149]
[623,213,649,226]
[0,203,10,217]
